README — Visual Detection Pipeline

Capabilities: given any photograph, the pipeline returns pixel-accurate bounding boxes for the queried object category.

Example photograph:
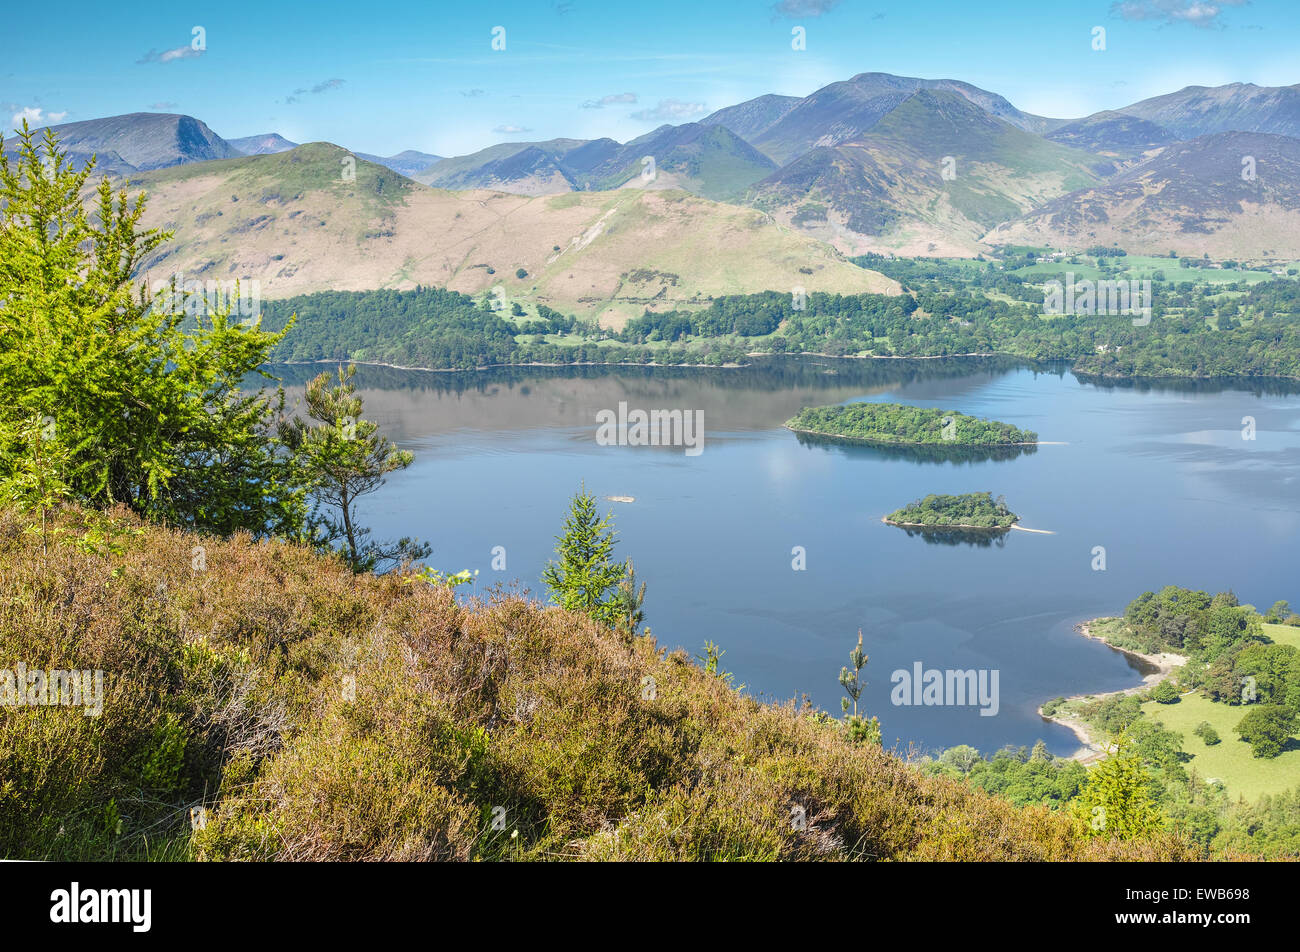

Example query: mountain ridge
[126,142,898,326]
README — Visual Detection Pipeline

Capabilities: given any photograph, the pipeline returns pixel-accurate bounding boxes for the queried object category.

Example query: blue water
[274,358,1300,756]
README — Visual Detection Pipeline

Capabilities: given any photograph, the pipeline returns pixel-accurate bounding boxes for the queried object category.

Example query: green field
[1142,691,1300,801]
[1008,257,1281,284]
[1263,622,1300,650]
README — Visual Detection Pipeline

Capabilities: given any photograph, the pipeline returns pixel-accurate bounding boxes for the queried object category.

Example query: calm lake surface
[274,358,1300,756]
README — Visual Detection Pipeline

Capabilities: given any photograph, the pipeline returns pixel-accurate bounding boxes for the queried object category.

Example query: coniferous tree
[278,365,428,572]
[613,558,647,639]
[542,487,628,628]
[1076,733,1164,840]
[839,630,881,745]
[0,124,304,538]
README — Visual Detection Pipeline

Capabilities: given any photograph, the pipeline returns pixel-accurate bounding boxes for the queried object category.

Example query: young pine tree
[542,487,630,629]
[838,630,881,745]
[1075,733,1165,840]
[0,413,72,555]
[613,558,648,639]
[278,365,429,572]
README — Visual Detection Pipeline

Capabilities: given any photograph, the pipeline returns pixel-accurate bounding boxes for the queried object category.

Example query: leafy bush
[1150,681,1181,704]
[1193,721,1221,746]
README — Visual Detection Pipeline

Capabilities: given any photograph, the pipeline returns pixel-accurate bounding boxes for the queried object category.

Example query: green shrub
[1193,721,1221,746]
[1150,681,1181,704]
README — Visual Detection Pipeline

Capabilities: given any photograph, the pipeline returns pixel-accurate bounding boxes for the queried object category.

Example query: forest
[254,275,1300,380]
[1120,587,1300,722]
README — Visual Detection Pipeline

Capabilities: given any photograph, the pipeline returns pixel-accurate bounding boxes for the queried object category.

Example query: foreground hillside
[0,508,1187,861]
[128,143,896,327]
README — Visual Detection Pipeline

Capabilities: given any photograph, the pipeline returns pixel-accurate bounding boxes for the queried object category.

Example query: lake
[272,358,1300,757]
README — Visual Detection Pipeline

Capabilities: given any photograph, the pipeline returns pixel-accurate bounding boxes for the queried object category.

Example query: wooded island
[786,403,1037,447]
[885,492,1020,529]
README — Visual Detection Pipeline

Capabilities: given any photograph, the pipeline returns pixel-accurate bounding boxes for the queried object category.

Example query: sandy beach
[1039,621,1187,763]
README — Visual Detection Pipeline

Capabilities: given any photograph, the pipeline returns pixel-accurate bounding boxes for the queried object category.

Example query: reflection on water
[267,354,1036,394]
[1074,371,1300,397]
[892,526,1012,548]
[793,430,1039,465]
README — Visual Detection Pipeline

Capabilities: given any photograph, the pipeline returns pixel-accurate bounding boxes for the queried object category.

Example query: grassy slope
[1263,622,1300,650]
[0,507,1185,862]
[127,143,897,329]
[1088,616,1300,801]
[1141,692,1300,802]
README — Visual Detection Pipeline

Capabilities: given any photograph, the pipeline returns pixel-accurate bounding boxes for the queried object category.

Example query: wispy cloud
[582,92,638,109]
[462,88,485,97]
[149,101,179,110]
[286,78,346,104]
[137,46,204,64]
[630,99,706,121]
[771,0,843,19]
[492,124,532,134]
[1109,0,1247,27]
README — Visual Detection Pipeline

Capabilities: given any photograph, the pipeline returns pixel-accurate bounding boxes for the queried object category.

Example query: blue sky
[4,0,1296,157]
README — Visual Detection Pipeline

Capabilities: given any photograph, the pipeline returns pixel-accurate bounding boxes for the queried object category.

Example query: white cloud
[285,78,345,105]
[582,92,638,109]
[1109,0,1248,27]
[771,0,843,18]
[629,99,707,122]
[12,106,44,126]
[138,45,204,64]
[492,124,532,134]
[10,106,67,128]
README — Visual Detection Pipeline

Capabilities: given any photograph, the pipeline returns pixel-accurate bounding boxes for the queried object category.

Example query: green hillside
[0,507,1187,862]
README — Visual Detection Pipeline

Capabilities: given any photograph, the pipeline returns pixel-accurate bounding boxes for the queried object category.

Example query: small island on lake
[884,492,1019,530]
[786,403,1038,447]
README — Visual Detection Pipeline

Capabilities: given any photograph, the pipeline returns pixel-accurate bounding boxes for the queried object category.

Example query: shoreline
[785,424,1042,447]
[1040,620,1187,763]
[880,515,1058,533]
[881,517,1015,532]
[265,356,1300,385]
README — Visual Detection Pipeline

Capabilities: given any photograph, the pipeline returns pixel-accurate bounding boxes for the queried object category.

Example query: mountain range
[5,116,444,178]
[15,72,1300,311]
[127,142,895,325]
[415,122,776,201]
